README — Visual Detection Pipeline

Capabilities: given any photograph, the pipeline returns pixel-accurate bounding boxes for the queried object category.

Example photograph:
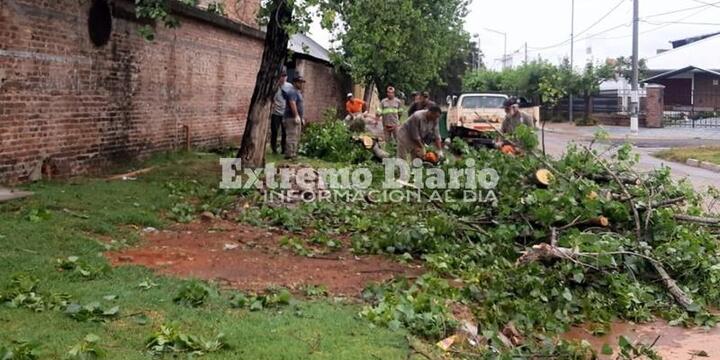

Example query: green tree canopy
[328,0,471,95]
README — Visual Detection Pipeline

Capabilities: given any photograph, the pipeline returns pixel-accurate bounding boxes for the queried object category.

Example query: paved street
[541,130,720,191]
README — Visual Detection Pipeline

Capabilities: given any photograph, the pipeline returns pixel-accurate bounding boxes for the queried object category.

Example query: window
[88,0,112,47]
[460,96,506,109]
[713,79,719,86]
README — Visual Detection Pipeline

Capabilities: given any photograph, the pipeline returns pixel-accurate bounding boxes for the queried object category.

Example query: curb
[541,128,691,143]
[686,158,720,173]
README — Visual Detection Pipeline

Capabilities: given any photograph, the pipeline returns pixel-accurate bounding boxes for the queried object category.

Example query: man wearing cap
[501,97,535,134]
[270,71,293,154]
[377,86,403,141]
[344,93,366,122]
[396,105,444,161]
[407,91,434,117]
[282,75,306,159]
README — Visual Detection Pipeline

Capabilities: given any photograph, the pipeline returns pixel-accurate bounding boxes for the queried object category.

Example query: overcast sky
[308,0,720,70]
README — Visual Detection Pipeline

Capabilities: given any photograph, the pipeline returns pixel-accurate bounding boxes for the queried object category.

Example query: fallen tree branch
[516,243,580,266]
[581,147,695,312]
[590,174,641,186]
[673,214,720,226]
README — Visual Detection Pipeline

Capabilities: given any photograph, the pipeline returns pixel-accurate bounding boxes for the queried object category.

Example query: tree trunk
[236,0,292,168]
[584,94,592,122]
[363,80,374,106]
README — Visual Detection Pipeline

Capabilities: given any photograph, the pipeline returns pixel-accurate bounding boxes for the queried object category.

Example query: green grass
[655,146,720,165]
[0,151,410,359]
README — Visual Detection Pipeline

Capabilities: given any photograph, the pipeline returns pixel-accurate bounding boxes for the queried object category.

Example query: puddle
[565,320,720,359]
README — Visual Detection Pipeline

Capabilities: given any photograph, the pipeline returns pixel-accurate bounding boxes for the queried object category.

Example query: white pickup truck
[445,93,540,147]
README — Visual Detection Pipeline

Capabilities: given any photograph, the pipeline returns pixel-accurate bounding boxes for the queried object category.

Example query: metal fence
[554,95,623,114]
[663,111,720,128]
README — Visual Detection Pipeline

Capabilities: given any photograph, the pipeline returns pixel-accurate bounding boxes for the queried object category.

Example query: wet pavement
[565,321,720,360]
[541,131,720,192]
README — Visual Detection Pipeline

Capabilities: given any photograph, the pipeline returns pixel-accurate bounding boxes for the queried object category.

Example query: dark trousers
[270,114,286,154]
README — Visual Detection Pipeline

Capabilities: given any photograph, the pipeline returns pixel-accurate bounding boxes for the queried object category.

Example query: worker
[396,105,444,161]
[500,97,535,134]
[282,75,306,160]
[407,91,434,116]
[344,93,366,122]
[270,70,293,154]
[377,86,403,141]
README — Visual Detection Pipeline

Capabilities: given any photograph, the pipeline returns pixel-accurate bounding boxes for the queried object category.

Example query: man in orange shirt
[344,93,366,122]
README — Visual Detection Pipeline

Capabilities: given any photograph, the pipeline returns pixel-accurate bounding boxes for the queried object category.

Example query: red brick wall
[0,0,265,183]
[296,58,346,122]
[223,0,260,27]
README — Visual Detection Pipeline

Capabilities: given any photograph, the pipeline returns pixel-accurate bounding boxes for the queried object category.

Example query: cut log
[534,169,553,187]
[590,216,610,228]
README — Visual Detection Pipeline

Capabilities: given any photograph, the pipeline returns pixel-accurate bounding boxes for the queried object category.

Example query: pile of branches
[357,128,720,354]
[242,124,720,356]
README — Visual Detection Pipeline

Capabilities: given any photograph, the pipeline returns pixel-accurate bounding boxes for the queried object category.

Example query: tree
[573,62,616,121]
[236,0,293,167]
[613,56,649,82]
[330,0,470,97]
[462,60,558,104]
[429,38,478,103]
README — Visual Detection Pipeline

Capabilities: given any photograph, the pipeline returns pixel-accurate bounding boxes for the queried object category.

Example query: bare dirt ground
[106,219,422,296]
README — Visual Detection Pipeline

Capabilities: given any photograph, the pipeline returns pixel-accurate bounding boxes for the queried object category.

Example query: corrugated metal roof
[288,34,331,63]
[670,31,720,49]
[646,34,720,71]
[643,66,720,83]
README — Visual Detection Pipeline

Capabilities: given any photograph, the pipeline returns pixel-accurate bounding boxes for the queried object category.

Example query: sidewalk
[542,123,720,147]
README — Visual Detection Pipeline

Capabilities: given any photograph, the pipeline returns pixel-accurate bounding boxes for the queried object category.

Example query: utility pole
[569,0,575,124]
[524,42,528,64]
[630,0,640,134]
[485,28,508,69]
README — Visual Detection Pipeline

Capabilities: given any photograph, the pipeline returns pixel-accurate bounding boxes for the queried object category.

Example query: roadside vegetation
[0,152,410,359]
[3,122,720,358]
[655,146,720,166]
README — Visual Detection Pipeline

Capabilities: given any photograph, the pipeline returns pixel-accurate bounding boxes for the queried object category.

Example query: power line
[642,19,720,26]
[594,7,708,40]
[529,0,627,51]
[644,0,720,18]
[690,0,720,7]
[575,0,628,38]
[527,1,720,53]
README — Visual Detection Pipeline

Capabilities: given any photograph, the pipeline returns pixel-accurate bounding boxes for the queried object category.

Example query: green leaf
[618,335,632,350]
[601,343,613,355]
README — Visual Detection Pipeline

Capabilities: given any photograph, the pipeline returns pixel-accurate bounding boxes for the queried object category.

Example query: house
[643,33,720,111]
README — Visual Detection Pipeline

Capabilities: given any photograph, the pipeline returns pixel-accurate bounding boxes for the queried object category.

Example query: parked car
[444,93,540,147]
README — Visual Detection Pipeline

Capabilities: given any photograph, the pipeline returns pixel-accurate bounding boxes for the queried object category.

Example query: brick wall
[223,0,260,27]
[644,84,664,128]
[0,0,343,184]
[295,58,347,122]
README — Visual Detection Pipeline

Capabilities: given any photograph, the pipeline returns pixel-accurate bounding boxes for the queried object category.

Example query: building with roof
[286,34,350,123]
[643,33,720,111]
